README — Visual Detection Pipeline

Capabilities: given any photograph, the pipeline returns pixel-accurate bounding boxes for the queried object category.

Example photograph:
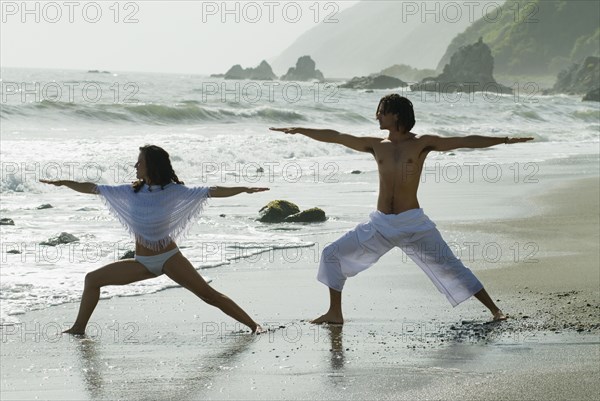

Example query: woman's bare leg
[65,260,155,334]
[162,252,260,332]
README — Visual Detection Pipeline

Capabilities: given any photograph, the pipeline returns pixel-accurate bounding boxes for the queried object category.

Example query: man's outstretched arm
[422,135,533,152]
[270,127,378,153]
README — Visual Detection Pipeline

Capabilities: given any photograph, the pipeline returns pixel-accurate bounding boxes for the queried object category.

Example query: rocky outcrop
[583,87,600,102]
[436,0,600,76]
[40,232,79,246]
[551,56,600,95]
[37,204,53,209]
[216,60,277,80]
[222,65,245,80]
[411,38,512,94]
[281,56,324,82]
[0,218,14,225]
[283,208,327,223]
[339,75,407,90]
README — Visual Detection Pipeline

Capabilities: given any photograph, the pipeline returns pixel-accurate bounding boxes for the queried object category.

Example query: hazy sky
[1,0,358,74]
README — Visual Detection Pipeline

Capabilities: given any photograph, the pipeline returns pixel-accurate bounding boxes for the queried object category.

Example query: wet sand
[1,175,599,400]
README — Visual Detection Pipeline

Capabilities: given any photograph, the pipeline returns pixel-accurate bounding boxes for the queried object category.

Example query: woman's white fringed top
[96,182,210,251]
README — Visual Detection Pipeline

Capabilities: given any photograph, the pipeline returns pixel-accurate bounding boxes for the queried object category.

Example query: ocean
[1,67,598,324]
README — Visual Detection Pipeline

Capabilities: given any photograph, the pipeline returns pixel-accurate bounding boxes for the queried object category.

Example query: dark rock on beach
[411,38,512,94]
[339,75,407,90]
[281,56,324,82]
[259,201,327,223]
[283,208,327,223]
[220,60,277,80]
[6,249,21,254]
[0,218,15,225]
[40,232,79,246]
[259,200,300,223]
[37,204,53,210]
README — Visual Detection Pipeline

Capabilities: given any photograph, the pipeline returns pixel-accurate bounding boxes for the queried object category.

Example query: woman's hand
[40,180,98,194]
[505,137,534,144]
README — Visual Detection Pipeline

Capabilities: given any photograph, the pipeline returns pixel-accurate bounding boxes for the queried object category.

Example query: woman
[41,145,267,334]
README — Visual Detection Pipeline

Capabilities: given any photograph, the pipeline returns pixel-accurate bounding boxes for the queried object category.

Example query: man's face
[376,105,397,131]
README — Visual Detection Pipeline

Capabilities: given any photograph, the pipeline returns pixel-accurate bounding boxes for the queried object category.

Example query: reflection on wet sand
[71,332,256,401]
[327,324,345,370]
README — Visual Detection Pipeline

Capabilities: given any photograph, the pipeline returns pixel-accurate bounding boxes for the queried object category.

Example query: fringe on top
[96,183,210,251]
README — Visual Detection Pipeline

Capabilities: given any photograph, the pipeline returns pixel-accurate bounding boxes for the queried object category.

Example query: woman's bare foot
[310,311,344,325]
[252,325,266,334]
[492,310,508,321]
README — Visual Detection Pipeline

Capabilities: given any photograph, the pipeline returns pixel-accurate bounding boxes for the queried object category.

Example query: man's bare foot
[63,327,85,335]
[492,310,508,321]
[252,325,266,334]
[310,311,344,325]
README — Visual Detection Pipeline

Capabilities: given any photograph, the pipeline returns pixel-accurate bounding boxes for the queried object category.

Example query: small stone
[40,232,79,246]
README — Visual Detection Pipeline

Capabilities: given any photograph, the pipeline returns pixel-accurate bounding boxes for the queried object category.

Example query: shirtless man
[270,94,533,324]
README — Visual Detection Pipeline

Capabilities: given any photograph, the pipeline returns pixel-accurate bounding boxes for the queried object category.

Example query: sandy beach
[2,0,599,398]
[2,168,599,400]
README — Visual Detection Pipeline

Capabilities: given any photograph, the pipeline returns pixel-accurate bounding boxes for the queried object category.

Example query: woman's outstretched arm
[209,186,269,198]
[40,179,98,194]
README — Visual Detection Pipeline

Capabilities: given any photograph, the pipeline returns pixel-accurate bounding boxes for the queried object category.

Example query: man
[270,94,532,324]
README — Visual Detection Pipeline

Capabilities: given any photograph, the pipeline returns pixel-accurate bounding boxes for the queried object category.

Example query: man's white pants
[317,209,484,306]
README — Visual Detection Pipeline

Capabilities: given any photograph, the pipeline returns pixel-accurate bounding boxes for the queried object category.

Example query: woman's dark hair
[133,145,184,193]
[377,94,415,132]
